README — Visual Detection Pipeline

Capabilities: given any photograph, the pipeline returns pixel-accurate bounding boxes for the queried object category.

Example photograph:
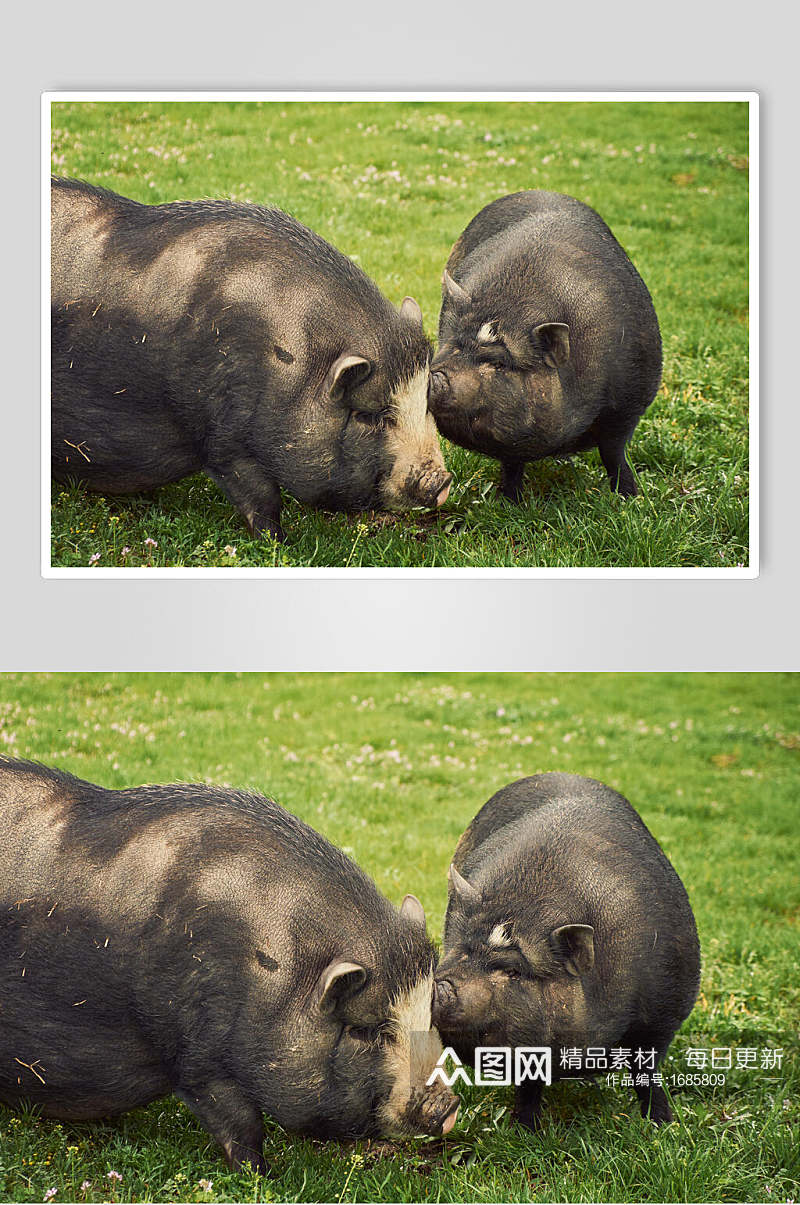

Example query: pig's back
[447,190,612,271]
[460,209,651,317]
[455,773,689,911]
[0,760,393,940]
[51,178,391,324]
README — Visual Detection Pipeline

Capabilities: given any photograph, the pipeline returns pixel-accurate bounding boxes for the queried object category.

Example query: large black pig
[428,191,662,500]
[0,760,458,1172]
[433,773,700,1131]
[51,178,451,540]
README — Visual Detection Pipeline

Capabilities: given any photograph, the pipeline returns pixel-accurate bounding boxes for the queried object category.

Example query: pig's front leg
[598,431,637,497]
[499,458,526,502]
[205,454,285,541]
[513,1079,543,1131]
[176,1078,267,1174]
[634,1078,673,1124]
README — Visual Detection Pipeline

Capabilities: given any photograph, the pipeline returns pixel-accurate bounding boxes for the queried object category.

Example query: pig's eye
[346,1024,381,1044]
[353,409,395,430]
[346,1024,395,1047]
[477,345,512,370]
[491,962,523,980]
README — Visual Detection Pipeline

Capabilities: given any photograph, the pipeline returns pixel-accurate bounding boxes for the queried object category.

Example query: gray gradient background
[3,1,794,670]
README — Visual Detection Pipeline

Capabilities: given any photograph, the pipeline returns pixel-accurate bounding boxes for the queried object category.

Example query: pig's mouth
[429,371,517,456]
[431,404,503,456]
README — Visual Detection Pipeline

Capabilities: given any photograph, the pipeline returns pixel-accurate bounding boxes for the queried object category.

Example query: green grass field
[0,673,796,1203]
[49,99,750,569]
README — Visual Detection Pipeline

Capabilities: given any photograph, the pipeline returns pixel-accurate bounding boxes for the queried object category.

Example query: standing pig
[51,178,451,540]
[0,760,458,1172]
[433,773,700,1130]
[428,191,662,500]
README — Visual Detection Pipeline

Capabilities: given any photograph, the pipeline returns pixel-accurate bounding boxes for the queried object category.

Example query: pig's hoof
[512,1108,542,1134]
[499,481,524,503]
[638,1088,673,1125]
[223,1140,268,1175]
[234,1151,268,1176]
[499,461,526,502]
[608,467,638,497]
[253,519,285,543]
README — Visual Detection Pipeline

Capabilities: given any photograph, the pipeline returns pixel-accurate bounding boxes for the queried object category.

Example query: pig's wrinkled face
[273,321,451,515]
[263,949,458,1142]
[429,313,570,460]
[377,368,453,513]
[326,362,451,514]
[432,879,594,1060]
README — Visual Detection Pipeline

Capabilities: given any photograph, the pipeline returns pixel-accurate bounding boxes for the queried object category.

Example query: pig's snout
[409,1085,460,1137]
[427,369,451,413]
[415,468,452,509]
[432,978,458,1028]
[436,1097,459,1136]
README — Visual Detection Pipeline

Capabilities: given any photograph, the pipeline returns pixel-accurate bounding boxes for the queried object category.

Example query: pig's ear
[550,924,595,977]
[400,893,427,929]
[448,863,482,910]
[318,960,368,1014]
[399,296,424,329]
[327,354,373,403]
[442,270,472,310]
[531,322,570,369]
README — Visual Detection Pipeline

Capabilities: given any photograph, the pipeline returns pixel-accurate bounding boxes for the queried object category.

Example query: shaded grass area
[49,100,750,568]
[1,672,796,1202]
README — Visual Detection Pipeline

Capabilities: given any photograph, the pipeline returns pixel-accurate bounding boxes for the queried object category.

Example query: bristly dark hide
[430,191,662,502]
[434,773,700,1132]
[0,758,456,1172]
[51,178,449,540]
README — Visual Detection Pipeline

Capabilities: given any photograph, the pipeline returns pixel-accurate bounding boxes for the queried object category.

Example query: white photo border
[41,90,758,580]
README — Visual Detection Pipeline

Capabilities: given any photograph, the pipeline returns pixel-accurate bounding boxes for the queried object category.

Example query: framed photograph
[1,671,795,1203]
[44,92,756,576]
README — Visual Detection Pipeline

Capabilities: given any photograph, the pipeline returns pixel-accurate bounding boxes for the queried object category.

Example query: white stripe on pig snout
[381,369,445,507]
[389,367,431,440]
[378,972,442,1130]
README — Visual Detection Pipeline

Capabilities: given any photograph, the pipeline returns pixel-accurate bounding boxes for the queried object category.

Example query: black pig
[433,773,700,1130]
[0,760,458,1171]
[51,178,451,540]
[428,191,662,500]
